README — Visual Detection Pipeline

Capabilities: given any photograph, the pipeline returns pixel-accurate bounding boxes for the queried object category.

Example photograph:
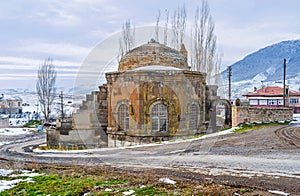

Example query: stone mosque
[48,39,231,148]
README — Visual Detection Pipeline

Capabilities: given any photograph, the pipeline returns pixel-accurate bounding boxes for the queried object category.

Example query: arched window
[151,103,168,132]
[189,104,198,131]
[118,104,129,131]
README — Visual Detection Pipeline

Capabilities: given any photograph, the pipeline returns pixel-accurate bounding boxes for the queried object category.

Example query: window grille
[151,103,168,132]
[118,104,129,130]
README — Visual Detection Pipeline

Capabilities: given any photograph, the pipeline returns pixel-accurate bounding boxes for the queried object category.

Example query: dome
[118,40,189,71]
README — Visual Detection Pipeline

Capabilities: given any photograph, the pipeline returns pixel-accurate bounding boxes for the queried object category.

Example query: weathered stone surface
[118,42,189,71]
[231,106,293,126]
[50,42,228,148]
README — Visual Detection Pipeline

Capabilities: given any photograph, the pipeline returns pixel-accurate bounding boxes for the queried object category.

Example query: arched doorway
[210,99,231,131]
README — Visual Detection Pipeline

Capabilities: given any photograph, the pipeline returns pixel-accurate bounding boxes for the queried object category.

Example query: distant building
[0,94,23,115]
[243,86,300,113]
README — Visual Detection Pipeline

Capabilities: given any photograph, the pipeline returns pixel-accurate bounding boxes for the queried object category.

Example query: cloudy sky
[1,0,300,90]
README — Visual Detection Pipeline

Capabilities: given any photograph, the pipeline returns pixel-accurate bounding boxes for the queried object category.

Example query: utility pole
[59,91,64,119]
[228,66,232,103]
[283,58,286,107]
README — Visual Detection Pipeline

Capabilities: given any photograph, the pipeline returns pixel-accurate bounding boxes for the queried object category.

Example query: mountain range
[221,39,300,98]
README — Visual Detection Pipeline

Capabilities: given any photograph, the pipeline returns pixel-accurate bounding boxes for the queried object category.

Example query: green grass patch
[96,180,125,186]
[134,186,163,195]
[240,188,248,194]
[1,173,126,196]
[0,165,269,195]
[233,121,290,133]
[23,120,42,128]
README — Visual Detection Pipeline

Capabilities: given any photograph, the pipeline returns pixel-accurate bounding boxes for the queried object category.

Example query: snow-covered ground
[290,113,300,124]
[0,128,36,147]
[1,89,82,127]
[0,128,35,136]
[0,169,43,193]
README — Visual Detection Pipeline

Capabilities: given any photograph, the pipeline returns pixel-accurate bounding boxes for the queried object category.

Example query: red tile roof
[244,86,300,97]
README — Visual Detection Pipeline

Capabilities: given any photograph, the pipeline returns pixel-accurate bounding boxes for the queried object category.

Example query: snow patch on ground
[122,189,135,195]
[0,179,30,192]
[268,190,290,196]
[266,66,276,75]
[0,128,34,136]
[290,113,300,124]
[252,73,267,82]
[0,169,13,176]
[0,169,43,193]
[34,127,239,154]
[159,178,176,185]
[0,141,10,148]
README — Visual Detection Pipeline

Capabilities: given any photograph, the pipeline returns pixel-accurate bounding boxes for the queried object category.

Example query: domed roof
[118,40,189,71]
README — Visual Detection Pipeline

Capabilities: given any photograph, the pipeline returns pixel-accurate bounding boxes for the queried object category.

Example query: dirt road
[1,124,300,194]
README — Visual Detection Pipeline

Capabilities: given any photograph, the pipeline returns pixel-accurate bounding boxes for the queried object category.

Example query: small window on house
[278,99,284,105]
[151,103,168,132]
[118,104,129,131]
[259,99,267,105]
[268,99,277,105]
[290,98,299,104]
[249,99,258,105]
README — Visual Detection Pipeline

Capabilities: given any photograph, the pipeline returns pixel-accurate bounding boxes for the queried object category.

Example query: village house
[243,86,300,113]
[48,40,231,148]
[0,94,22,115]
[231,85,295,127]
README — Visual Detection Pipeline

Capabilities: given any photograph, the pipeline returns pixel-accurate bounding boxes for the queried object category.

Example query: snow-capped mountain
[222,40,300,99]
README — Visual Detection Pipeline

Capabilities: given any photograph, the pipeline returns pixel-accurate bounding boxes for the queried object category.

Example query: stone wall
[47,85,108,149]
[232,106,293,126]
[0,116,9,128]
[106,69,207,137]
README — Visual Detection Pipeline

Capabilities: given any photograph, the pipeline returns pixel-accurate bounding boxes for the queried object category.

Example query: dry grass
[0,162,272,195]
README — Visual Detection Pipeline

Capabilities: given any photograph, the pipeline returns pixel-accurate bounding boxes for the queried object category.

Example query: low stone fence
[232,106,293,127]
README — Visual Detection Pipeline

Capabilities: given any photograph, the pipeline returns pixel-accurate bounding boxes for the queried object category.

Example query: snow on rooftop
[131,65,183,71]
[0,114,9,119]
[0,95,22,101]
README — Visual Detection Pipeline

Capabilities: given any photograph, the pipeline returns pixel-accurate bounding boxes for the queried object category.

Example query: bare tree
[191,0,221,84]
[155,9,161,42]
[163,9,169,45]
[36,58,57,122]
[118,20,135,61]
[171,4,187,49]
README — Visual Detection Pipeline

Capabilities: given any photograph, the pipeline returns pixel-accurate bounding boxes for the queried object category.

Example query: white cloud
[0,56,80,68]
[16,41,91,60]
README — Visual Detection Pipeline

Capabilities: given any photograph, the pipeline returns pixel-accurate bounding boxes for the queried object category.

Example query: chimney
[254,87,257,91]
[180,43,188,62]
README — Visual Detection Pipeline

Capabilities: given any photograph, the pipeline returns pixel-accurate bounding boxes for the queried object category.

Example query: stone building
[49,40,231,148]
[0,94,22,115]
